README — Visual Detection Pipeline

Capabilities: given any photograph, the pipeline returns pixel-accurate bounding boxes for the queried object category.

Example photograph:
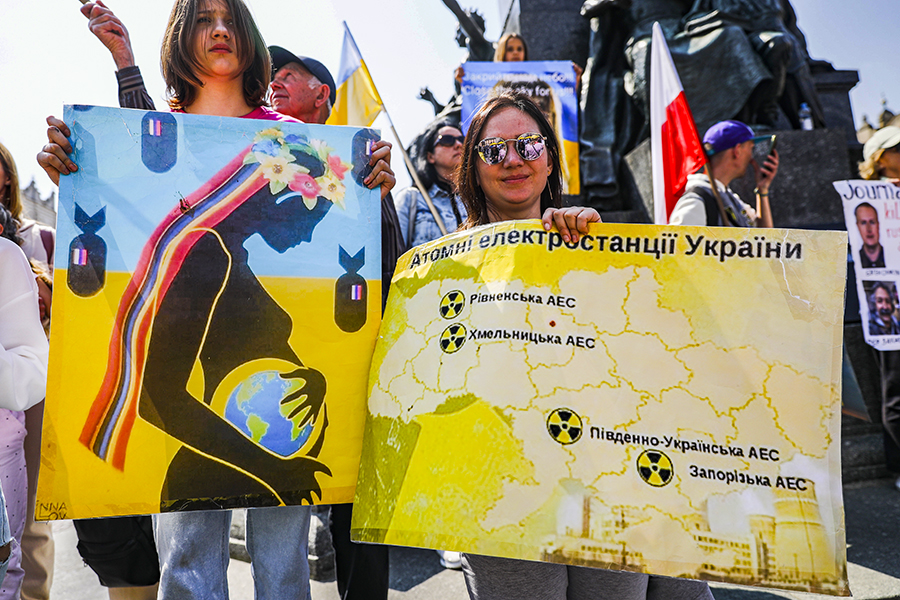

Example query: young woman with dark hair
[395,120,467,249]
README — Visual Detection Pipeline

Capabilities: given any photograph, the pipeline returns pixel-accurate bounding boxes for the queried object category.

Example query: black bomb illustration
[335,246,367,332]
[546,408,582,444]
[637,449,674,487]
[141,112,178,173]
[67,204,107,297]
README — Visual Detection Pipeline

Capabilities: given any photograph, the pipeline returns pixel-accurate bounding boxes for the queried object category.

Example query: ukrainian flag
[326,23,383,127]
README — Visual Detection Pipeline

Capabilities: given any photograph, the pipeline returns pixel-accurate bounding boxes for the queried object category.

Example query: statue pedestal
[731,128,851,228]
[813,67,860,146]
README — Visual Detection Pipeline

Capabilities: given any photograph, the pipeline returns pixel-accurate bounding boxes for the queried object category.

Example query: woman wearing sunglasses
[457,93,712,600]
[395,121,468,249]
[458,92,596,240]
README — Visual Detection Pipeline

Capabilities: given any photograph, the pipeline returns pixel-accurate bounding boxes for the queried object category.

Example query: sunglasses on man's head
[476,133,546,165]
[434,134,466,148]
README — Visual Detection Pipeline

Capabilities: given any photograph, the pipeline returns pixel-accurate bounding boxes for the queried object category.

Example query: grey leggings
[461,554,714,600]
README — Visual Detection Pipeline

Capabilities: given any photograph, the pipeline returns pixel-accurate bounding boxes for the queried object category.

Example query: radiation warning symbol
[637,450,674,487]
[440,290,466,319]
[546,408,582,445]
[440,323,467,354]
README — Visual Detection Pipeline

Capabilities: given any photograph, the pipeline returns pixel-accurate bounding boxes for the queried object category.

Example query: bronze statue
[413,0,491,165]
[579,0,770,204]
[579,0,825,206]
[419,88,446,116]
[441,0,495,62]
[683,0,826,129]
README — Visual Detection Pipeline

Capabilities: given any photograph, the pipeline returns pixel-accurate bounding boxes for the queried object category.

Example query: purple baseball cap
[703,120,769,155]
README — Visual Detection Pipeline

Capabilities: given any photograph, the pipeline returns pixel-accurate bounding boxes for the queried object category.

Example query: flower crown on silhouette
[244,127,352,210]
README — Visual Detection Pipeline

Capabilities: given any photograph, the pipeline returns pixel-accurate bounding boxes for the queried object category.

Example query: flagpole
[385,121,449,236]
[342,23,449,236]
[649,22,707,225]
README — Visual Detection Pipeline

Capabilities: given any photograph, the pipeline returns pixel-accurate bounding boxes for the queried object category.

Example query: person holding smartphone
[669,120,779,228]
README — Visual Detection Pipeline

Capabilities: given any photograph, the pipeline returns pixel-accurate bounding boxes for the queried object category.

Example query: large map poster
[38,106,381,519]
[352,222,850,596]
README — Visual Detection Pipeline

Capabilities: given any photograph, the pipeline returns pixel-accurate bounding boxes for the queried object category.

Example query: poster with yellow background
[353,221,849,596]
[38,106,381,519]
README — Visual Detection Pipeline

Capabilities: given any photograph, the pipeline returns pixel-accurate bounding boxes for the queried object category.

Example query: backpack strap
[684,184,736,227]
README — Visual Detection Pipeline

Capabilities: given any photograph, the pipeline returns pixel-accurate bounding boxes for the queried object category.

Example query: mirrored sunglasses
[434,134,466,147]
[476,133,546,165]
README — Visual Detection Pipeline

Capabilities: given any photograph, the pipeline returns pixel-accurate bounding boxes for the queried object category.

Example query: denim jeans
[154,505,311,600]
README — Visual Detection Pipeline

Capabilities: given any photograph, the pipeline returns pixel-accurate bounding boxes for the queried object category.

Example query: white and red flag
[650,22,706,225]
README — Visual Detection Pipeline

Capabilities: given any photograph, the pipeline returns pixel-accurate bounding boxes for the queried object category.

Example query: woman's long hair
[0,142,22,219]
[494,33,528,62]
[860,148,886,180]
[161,0,270,111]
[0,203,21,245]
[411,119,458,190]
[457,92,562,229]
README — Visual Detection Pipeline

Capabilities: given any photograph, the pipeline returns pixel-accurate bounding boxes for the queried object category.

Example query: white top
[0,237,49,411]
[18,218,55,273]
[669,173,757,227]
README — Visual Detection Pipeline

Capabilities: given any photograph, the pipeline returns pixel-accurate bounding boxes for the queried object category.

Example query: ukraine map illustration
[353,222,850,596]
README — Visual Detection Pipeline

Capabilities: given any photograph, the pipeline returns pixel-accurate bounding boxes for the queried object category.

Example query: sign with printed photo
[39,105,381,519]
[836,179,900,350]
[352,222,849,596]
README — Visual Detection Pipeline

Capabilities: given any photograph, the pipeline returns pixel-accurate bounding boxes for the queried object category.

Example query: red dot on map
[549,321,556,327]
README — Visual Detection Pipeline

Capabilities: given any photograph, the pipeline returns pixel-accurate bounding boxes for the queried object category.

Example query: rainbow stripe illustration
[79,147,265,470]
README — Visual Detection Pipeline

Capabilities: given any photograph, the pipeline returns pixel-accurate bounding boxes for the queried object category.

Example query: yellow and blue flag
[326,23,383,127]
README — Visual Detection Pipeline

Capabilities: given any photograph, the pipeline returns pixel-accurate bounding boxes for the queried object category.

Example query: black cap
[268,45,337,106]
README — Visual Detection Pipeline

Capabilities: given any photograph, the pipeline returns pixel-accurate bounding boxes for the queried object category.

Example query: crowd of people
[0,0,897,599]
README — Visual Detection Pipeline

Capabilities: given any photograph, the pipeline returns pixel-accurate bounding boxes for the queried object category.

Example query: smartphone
[768,134,778,157]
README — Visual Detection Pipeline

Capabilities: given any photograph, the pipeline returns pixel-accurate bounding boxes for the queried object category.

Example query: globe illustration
[222,368,317,457]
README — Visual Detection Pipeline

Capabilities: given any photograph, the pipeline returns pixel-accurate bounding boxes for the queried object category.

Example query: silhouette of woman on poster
[81,127,358,510]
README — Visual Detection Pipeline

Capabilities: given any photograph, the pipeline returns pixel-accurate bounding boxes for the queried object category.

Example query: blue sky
[0,0,895,198]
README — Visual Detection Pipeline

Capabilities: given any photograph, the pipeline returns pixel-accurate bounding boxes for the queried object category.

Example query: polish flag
[650,22,706,225]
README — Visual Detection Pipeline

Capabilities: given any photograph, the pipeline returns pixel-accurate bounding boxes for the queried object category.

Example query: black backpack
[683,184,742,227]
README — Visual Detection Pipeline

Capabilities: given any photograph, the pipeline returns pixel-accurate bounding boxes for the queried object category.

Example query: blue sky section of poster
[460,61,578,142]
[56,105,381,281]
